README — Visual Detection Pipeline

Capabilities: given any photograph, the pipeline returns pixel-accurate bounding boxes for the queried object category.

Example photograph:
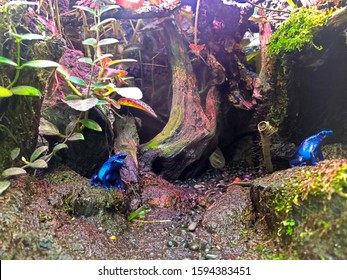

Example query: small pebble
[200,242,212,252]
[189,243,200,251]
[167,240,178,248]
[188,222,198,232]
[181,240,189,248]
[205,252,219,260]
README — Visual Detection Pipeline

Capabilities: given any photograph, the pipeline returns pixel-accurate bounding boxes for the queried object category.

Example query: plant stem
[6,39,21,89]
[194,0,201,46]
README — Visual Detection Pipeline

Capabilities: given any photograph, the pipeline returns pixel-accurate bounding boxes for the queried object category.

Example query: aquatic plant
[268,7,331,60]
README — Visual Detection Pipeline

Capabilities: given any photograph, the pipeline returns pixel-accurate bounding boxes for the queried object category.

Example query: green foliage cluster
[268,8,330,60]
[273,162,347,238]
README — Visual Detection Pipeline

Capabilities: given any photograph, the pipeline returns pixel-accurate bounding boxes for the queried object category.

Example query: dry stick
[258,121,277,173]
[194,0,201,46]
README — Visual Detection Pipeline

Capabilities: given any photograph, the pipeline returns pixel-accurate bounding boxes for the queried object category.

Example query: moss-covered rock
[0,169,128,259]
[251,159,347,259]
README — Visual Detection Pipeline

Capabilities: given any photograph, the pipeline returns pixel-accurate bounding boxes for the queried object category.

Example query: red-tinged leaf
[118,98,157,118]
[105,97,121,109]
[39,118,61,136]
[62,97,98,111]
[94,54,113,66]
[189,44,205,56]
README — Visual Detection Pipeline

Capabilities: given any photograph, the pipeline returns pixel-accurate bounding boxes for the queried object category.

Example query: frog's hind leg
[289,157,305,167]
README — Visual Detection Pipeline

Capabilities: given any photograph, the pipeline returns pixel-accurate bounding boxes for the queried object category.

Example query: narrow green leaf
[78,57,93,65]
[68,133,85,141]
[10,33,44,41]
[10,86,42,97]
[79,119,102,132]
[39,118,61,136]
[64,94,82,101]
[62,97,99,111]
[82,38,97,47]
[65,119,78,135]
[28,159,48,169]
[30,146,49,163]
[10,148,20,160]
[0,86,13,97]
[96,100,108,105]
[97,38,119,46]
[0,180,11,195]
[0,56,17,67]
[92,82,107,90]
[90,18,116,31]
[5,1,38,7]
[2,167,27,178]
[73,5,97,16]
[21,60,60,68]
[65,76,87,87]
[93,54,113,65]
[100,5,120,15]
[108,58,137,69]
[52,143,68,154]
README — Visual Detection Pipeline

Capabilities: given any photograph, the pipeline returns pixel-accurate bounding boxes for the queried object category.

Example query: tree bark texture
[114,116,140,186]
[140,20,220,180]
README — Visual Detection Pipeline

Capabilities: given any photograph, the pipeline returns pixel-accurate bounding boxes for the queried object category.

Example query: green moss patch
[268,8,330,60]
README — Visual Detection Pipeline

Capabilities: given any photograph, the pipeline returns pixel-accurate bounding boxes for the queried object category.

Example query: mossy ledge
[251,159,347,259]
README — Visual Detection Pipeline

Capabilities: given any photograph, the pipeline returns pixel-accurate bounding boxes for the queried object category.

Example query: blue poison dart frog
[90,153,127,191]
[289,130,333,167]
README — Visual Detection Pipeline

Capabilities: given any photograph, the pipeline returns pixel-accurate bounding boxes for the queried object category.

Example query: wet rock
[202,185,253,240]
[200,242,212,252]
[205,252,220,260]
[251,159,347,259]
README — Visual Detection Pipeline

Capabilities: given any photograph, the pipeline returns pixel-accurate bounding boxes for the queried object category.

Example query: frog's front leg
[310,151,318,165]
[316,148,324,161]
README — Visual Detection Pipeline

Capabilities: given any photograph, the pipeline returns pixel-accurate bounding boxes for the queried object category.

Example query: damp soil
[0,163,280,260]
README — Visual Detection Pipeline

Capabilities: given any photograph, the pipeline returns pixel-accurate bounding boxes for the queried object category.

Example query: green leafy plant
[128,205,151,222]
[268,7,331,60]
[0,1,60,96]
[55,2,156,122]
[0,144,68,195]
